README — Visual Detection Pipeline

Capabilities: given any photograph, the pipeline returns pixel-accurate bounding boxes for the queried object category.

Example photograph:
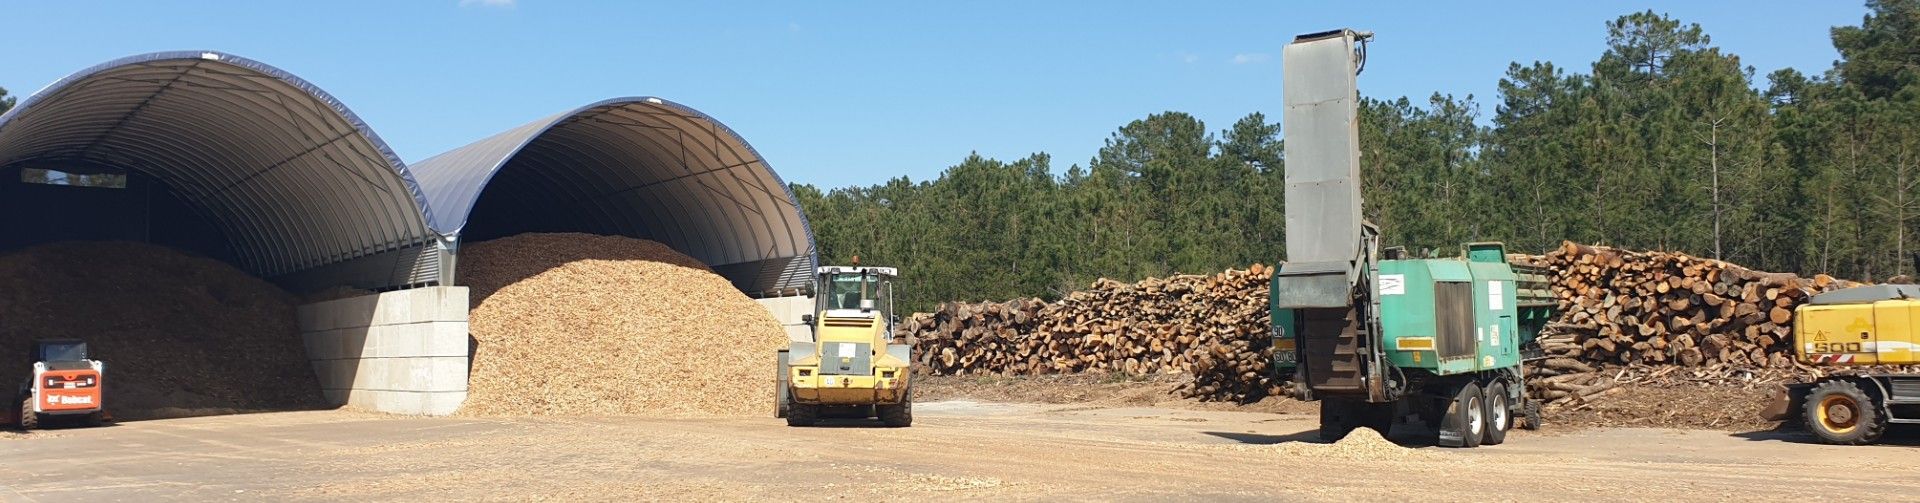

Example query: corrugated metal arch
[409,97,817,295]
[0,51,439,290]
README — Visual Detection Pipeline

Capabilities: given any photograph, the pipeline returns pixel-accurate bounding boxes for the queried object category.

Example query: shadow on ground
[1732,424,1920,446]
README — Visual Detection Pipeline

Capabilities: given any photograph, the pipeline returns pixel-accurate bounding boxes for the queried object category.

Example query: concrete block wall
[296,286,470,415]
[756,295,815,343]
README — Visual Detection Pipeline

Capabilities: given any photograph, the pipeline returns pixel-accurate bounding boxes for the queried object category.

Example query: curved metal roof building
[0,52,816,295]
[409,97,816,295]
[0,51,440,290]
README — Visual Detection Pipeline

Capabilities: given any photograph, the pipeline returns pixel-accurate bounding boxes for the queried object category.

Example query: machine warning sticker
[837,343,857,358]
[1380,274,1406,295]
[1488,281,1505,311]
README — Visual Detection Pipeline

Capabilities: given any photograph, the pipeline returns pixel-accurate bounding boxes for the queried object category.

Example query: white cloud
[1231,53,1270,64]
[460,0,515,8]
[1180,52,1200,64]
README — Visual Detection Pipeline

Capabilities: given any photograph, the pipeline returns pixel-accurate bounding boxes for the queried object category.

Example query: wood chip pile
[457,233,789,417]
[0,241,324,417]
[900,265,1278,403]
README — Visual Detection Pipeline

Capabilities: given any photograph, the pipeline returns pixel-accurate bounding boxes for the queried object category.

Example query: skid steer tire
[19,395,38,430]
[786,403,819,427]
[1438,382,1484,448]
[879,398,913,428]
[1802,379,1886,445]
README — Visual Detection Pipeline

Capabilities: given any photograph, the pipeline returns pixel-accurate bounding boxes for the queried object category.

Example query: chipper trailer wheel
[1439,382,1485,448]
[1481,381,1511,446]
[1802,379,1886,445]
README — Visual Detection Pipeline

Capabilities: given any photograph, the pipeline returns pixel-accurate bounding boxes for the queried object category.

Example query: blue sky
[2,1,1868,188]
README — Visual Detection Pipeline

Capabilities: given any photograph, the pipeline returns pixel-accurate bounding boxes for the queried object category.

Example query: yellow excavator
[776,261,912,427]
[1762,284,1920,444]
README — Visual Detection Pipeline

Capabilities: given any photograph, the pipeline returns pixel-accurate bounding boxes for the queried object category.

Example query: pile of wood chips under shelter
[457,233,790,418]
[0,241,325,418]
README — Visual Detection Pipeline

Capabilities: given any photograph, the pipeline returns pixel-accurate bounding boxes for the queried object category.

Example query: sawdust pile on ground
[1266,427,1442,460]
[0,242,325,419]
[1545,384,1777,431]
[458,233,789,417]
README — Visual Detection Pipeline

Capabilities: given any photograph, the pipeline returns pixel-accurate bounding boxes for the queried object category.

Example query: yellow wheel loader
[1761,284,1920,445]
[776,264,912,427]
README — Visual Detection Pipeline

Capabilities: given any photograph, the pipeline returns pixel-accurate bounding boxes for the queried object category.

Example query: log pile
[1520,242,1865,409]
[902,265,1278,402]
[1530,242,1858,369]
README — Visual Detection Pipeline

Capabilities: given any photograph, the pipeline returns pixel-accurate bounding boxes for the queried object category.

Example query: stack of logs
[901,265,1278,402]
[1519,242,1862,409]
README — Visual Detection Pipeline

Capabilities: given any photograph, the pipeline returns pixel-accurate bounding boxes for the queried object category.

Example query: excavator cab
[13,338,106,429]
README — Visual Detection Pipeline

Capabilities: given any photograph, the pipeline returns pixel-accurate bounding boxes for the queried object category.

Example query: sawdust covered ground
[915,373,1320,415]
[4,404,1916,502]
[457,233,790,418]
[1545,384,1779,431]
[917,373,1779,430]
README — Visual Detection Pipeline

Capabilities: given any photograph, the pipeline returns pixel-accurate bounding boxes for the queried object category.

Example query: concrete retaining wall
[296,286,470,415]
[756,294,815,343]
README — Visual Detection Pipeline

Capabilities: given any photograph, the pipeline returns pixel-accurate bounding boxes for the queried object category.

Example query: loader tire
[19,395,37,430]
[1802,379,1886,445]
[786,403,819,427]
[879,397,913,428]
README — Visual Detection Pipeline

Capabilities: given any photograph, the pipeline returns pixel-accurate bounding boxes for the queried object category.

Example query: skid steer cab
[777,264,913,427]
[11,339,107,429]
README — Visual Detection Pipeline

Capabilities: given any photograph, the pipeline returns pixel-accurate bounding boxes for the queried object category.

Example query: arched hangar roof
[409,97,816,294]
[0,51,439,288]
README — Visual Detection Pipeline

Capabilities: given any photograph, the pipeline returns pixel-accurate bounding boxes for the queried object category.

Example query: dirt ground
[4,397,1917,502]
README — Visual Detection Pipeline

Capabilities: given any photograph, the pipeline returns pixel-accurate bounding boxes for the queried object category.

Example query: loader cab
[814,266,898,332]
[33,339,92,370]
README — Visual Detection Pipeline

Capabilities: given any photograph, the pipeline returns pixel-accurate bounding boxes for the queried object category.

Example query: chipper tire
[18,395,38,430]
[1439,382,1485,448]
[1802,379,1886,445]
[879,396,913,428]
[1482,381,1511,446]
[786,403,819,427]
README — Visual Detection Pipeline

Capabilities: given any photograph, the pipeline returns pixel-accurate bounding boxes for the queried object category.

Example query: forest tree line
[794,5,1920,312]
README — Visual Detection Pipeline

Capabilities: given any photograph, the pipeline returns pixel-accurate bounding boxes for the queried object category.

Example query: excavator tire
[878,396,912,427]
[1802,379,1886,445]
[786,403,819,427]
[19,395,38,430]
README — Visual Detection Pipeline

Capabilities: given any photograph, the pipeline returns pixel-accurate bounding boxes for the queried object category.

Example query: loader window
[823,274,870,311]
[36,341,88,363]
